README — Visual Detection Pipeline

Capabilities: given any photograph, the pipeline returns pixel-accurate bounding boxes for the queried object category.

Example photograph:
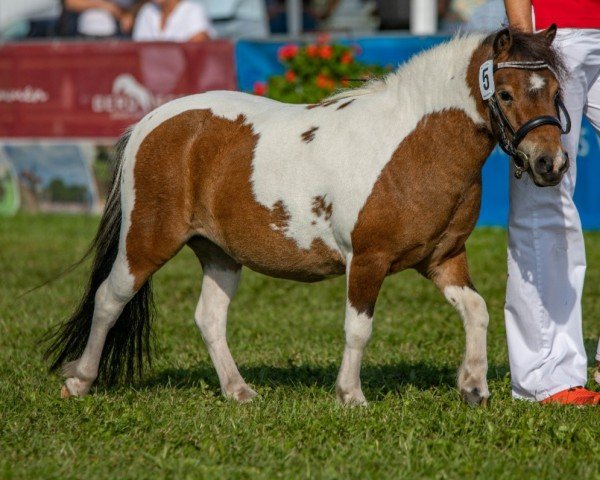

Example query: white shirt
[78,0,134,37]
[133,1,215,42]
[78,9,118,36]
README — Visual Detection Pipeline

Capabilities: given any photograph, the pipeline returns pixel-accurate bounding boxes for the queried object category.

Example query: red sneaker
[540,387,600,405]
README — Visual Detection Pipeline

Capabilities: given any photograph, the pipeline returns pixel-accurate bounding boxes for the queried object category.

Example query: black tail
[44,129,155,386]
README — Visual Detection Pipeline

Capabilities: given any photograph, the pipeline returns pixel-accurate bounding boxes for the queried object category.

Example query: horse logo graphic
[111,74,153,112]
[91,74,178,117]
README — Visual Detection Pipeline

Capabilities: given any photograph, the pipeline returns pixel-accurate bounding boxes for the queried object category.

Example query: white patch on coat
[529,73,546,92]
[124,35,486,258]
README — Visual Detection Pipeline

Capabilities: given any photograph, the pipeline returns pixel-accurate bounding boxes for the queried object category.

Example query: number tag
[479,60,495,100]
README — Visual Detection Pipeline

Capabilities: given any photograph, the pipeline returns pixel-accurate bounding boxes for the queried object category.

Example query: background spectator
[63,0,136,37]
[267,0,340,34]
[132,0,215,41]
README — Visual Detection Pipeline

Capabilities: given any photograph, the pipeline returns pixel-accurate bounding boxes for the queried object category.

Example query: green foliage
[2,215,600,478]
[44,178,88,203]
[257,38,390,104]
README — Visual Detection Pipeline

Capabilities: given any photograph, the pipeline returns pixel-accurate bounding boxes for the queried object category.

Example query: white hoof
[227,385,258,404]
[62,377,92,398]
[336,387,368,407]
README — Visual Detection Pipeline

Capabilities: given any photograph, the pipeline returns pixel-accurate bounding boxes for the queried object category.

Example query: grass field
[2,215,600,479]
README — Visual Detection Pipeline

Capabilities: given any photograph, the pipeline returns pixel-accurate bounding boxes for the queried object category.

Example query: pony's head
[483,26,570,186]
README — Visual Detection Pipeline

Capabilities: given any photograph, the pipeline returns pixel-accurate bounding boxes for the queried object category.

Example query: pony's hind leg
[189,238,256,403]
[59,221,186,397]
[430,249,490,405]
[62,257,134,397]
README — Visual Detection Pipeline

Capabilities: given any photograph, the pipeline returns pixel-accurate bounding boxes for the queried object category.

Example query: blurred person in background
[503,0,600,405]
[62,0,137,37]
[440,0,505,32]
[267,0,340,34]
[132,0,215,41]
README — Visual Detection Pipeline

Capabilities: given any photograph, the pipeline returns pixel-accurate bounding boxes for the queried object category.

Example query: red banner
[0,40,237,139]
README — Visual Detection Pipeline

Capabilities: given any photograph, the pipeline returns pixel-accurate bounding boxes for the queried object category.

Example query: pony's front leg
[336,254,388,406]
[431,249,490,405]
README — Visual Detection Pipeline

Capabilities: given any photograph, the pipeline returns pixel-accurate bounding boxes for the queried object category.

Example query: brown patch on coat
[336,99,355,110]
[429,247,474,291]
[311,196,332,221]
[126,109,345,287]
[305,99,338,110]
[347,108,495,312]
[347,254,389,317]
[301,127,319,143]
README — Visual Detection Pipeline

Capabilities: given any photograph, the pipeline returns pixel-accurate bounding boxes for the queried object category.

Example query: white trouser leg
[505,29,600,401]
[583,49,600,364]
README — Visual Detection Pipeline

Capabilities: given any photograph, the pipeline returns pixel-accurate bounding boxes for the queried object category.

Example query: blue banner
[235,36,600,228]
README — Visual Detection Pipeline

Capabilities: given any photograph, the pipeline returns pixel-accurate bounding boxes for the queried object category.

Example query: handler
[503,0,600,404]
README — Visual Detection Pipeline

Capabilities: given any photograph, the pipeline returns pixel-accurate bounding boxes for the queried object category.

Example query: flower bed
[253,34,389,104]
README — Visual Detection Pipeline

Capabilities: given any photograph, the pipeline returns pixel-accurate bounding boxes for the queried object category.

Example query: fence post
[410,0,437,34]
[286,0,302,35]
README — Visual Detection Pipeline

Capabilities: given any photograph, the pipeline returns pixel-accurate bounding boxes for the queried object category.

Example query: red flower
[278,44,299,61]
[306,44,319,57]
[253,81,267,96]
[341,78,350,86]
[341,52,353,65]
[317,33,331,44]
[316,73,334,90]
[285,70,297,82]
[319,45,333,60]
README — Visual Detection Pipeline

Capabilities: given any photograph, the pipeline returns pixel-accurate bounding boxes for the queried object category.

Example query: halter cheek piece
[480,60,571,179]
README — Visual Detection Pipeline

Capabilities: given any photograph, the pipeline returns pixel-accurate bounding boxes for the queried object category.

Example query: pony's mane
[491,28,567,81]
[329,28,566,101]
[328,34,485,101]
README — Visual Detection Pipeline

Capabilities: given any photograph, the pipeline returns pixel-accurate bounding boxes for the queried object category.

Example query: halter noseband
[479,59,571,179]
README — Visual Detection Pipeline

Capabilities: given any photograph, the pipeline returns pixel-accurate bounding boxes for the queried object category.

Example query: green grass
[2,215,600,479]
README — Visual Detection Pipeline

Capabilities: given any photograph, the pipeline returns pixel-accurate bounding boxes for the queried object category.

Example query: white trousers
[505,29,600,401]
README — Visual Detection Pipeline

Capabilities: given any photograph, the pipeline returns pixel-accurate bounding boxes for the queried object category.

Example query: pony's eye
[499,91,513,102]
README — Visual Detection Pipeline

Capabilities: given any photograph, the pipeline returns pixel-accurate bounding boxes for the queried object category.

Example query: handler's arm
[504,0,533,32]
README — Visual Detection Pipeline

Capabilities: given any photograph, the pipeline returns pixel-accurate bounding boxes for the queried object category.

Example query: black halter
[483,60,571,179]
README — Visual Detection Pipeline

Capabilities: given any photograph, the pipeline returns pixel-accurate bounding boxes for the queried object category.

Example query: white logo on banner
[0,86,49,104]
[91,74,178,117]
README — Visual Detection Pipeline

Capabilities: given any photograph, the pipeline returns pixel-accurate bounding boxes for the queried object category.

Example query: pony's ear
[537,23,557,44]
[493,28,512,56]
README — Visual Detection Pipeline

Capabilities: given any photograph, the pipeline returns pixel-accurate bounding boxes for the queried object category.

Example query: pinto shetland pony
[47,27,569,406]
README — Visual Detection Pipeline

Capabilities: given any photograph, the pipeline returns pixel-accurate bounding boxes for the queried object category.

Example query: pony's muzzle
[531,150,569,186]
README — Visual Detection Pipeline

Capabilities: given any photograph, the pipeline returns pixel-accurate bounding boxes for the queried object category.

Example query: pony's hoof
[62,377,92,397]
[336,388,368,407]
[461,387,489,406]
[229,385,258,404]
[60,385,71,399]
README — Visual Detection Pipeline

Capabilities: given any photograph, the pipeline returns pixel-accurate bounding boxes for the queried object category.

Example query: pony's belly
[218,232,346,283]
[244,258,345,283]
